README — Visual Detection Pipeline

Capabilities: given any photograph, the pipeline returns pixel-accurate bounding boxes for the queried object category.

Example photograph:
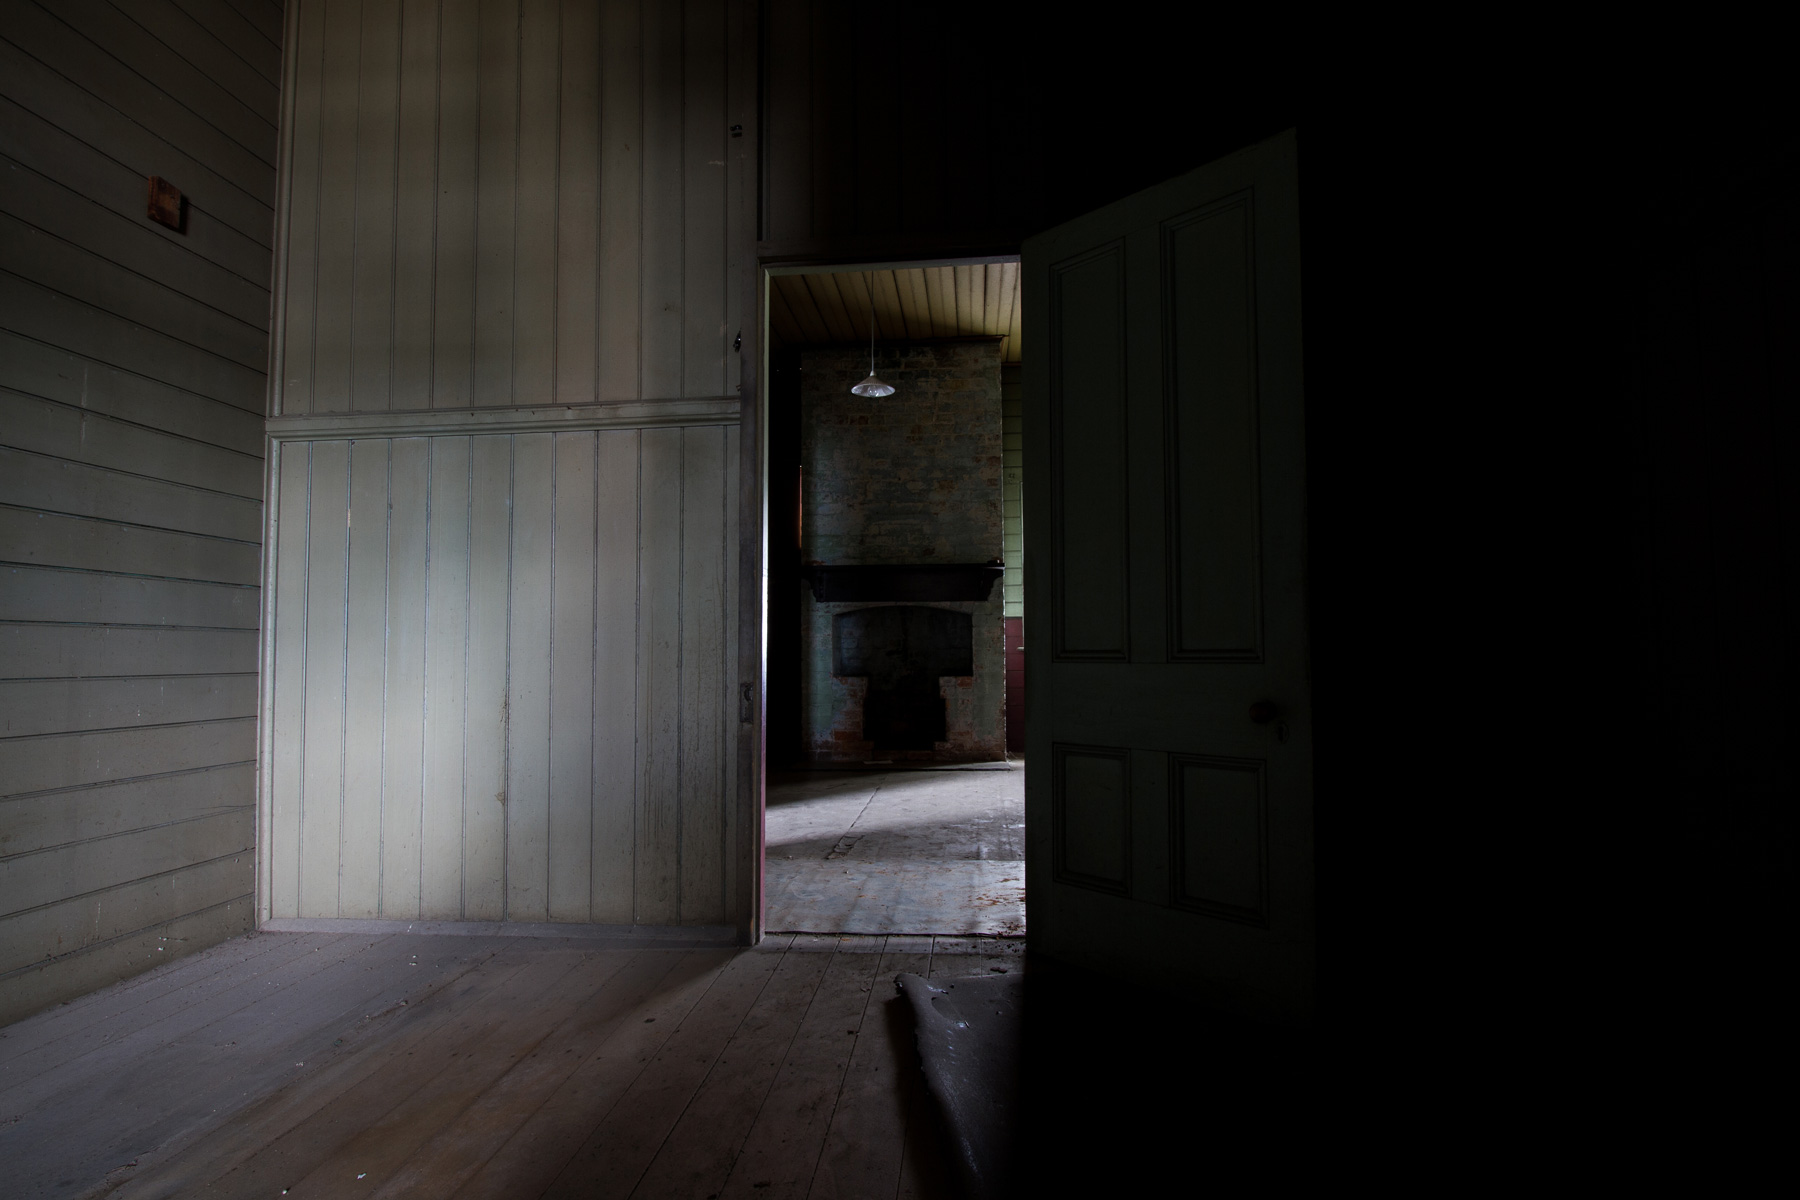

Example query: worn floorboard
[120,940,562,1198]
[180,946,618,1198]
[716,943,886,1199]
[542,935,836,1199]
[446,947,739,1200]
[4,935,512,1195]
[367,950,717,1198]
[0,930,1017,1198]
[0,931,335,1083]
[808,944,933,1200]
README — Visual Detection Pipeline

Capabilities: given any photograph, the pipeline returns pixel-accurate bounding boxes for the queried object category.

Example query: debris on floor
[897,970,1022,1200]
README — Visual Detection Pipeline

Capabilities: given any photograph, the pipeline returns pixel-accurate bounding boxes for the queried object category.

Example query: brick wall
[799,341,1005,762]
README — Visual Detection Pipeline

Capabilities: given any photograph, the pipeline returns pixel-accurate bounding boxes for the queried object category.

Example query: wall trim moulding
[265,397,744,443]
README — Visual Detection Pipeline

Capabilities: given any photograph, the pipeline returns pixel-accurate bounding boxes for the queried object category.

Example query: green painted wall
[1002,364,1024,620]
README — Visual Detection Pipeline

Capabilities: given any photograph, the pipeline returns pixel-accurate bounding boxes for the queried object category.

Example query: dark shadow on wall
[764,8,1797,1123]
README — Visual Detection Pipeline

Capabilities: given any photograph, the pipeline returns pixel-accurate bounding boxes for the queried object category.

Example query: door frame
[742,253,1023,943]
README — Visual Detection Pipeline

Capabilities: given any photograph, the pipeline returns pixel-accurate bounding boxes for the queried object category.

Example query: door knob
[1248,700,1279,724]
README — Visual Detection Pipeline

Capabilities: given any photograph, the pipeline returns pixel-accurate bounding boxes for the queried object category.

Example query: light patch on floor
[764,765,1025,936]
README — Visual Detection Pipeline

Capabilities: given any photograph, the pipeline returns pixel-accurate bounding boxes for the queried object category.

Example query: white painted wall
[264,424,740,925]
[261,0,756,931]
[273,0,748,416]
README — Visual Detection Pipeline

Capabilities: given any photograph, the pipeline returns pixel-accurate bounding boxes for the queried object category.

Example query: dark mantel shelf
[802,563,1003,603]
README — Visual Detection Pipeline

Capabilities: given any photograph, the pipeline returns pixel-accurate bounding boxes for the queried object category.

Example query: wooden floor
[765,767,1025,936]
[0,930,1025,1198]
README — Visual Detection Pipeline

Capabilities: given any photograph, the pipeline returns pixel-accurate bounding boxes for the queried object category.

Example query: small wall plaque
[146,176,183,230]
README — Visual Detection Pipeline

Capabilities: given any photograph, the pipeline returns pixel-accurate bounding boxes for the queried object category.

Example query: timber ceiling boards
[770,264,1021,363]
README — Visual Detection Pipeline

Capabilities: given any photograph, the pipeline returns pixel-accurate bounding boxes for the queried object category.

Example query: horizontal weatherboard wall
[265,425,741,927]
[0,0,280,1026]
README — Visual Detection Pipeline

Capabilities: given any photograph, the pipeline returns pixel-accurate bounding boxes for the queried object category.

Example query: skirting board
[260,918,741,946]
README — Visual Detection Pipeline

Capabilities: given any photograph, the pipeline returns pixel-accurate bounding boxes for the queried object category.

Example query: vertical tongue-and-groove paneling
[267,428,740,925]
[256,0,751,935]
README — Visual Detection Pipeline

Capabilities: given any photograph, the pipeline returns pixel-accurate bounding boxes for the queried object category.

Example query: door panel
[1025,130,1312,1023]
[1049,245,1131,660]
[1051,744,1132,894]
[1170,753,1268,923]
[1165,195,1262,660]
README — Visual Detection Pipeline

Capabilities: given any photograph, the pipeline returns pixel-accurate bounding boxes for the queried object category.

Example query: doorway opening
[761,259,1025,936]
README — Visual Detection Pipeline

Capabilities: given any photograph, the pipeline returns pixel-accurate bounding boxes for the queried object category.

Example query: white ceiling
[770,264,1021,363]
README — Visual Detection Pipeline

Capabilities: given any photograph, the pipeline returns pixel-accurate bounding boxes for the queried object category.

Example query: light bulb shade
[850,373,895,398]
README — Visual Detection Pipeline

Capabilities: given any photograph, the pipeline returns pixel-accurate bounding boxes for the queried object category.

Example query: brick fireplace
[799,339,1006,763]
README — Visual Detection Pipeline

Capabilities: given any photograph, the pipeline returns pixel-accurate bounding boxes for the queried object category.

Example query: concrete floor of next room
[763,763,1025,936]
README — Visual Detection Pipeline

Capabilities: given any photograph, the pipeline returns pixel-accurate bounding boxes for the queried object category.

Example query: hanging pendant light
[850,274,894,397]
